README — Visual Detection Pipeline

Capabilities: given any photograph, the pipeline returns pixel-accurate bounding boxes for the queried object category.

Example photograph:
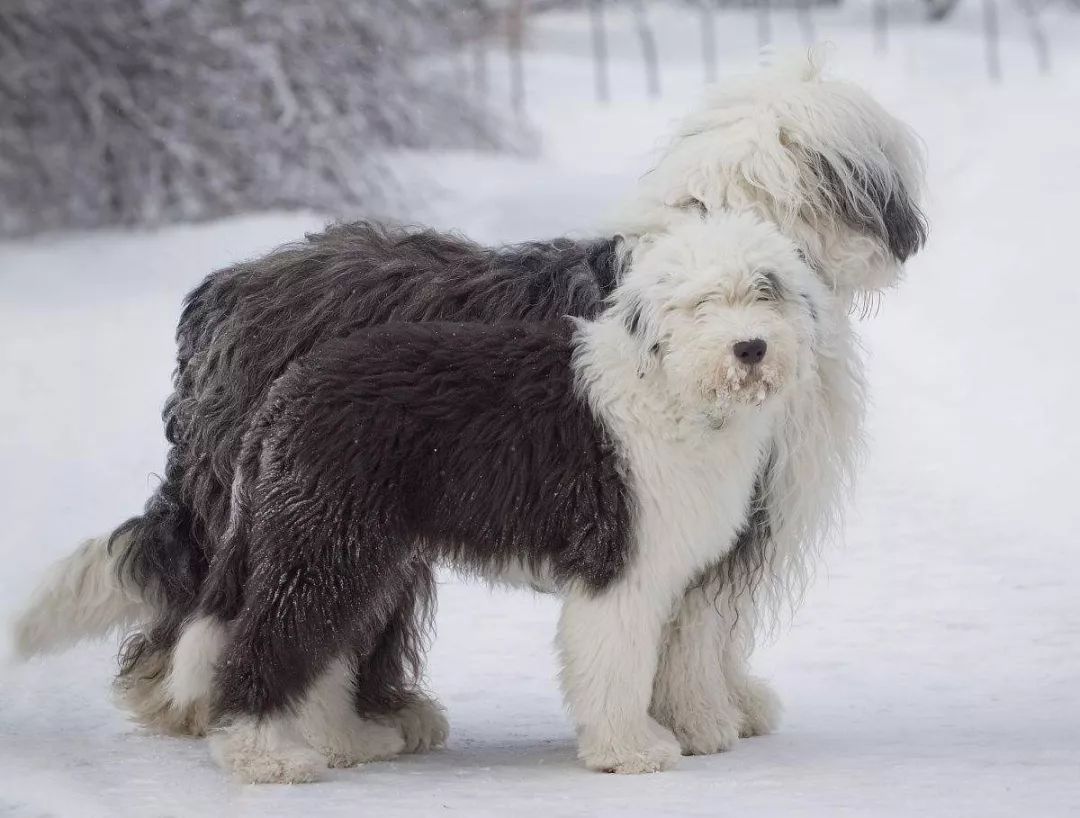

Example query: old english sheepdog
[12,53,923,776]
[625,50,927,302]
[198,210,836,782]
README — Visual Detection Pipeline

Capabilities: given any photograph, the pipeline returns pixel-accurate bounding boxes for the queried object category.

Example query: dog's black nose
[733,339,767,365]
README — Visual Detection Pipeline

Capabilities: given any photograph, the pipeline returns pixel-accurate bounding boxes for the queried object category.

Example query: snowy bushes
[0,1,502,237]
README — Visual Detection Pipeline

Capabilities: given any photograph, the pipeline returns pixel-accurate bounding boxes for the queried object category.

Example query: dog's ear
[808,149,928,264]
[880,176,928,263]
[585,237,624,298]
[615,287,663,379]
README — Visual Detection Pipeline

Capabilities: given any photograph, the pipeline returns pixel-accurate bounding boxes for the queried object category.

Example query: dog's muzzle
[716,342,784,408]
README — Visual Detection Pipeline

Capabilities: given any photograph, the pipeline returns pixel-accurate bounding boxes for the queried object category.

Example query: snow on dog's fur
[194,211,833,782]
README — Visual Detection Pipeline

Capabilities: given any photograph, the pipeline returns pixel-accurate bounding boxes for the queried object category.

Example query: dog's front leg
[651,571,782,754]
[557,578,683,774]
[651,579,742,755]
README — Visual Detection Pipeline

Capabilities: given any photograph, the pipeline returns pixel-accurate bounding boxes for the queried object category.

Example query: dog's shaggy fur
[624,51,927,303]
[13,53,923,776]
[126,228,620,737]
[196,211,829,781]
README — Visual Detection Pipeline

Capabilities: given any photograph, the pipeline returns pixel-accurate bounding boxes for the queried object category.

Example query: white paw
[651,686,742,755]
[306,715,406,768]
[579,718,683,774]
[735,676,782,738]
[210,716,325,784]
[667,708,740,756]
[385,693,449,754]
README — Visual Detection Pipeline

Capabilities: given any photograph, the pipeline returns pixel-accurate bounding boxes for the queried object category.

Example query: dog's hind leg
[294,654,407,768]
[122,613,229,737]
[210,647,409,781]
[352,564,448,755]
[209,542,416,783]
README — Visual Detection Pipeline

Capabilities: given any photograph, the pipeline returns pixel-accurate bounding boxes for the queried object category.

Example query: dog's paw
[651,684,742,755]
[668,709,740,756]
[385,692,449,754]
[734,676,782,738]
[236,746,325,784]
[579,719,683,774]
[308,715,406,768]
[210,717,325,784]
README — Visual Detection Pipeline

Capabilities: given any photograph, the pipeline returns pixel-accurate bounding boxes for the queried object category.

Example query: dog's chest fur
[619,405,775,602]
[486,414,770,596]
[488,321,775,597]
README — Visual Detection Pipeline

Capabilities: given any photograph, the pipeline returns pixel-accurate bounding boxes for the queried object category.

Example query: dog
[625,50,927,302]
[160,210,832,782]
[13,53,921,764]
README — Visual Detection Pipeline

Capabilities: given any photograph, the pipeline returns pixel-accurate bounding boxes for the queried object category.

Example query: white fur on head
[607,210,867,638]
[618,48,927,303]
[608,210,824,423]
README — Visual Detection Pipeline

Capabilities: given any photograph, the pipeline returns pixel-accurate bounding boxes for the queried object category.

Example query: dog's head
[613,211,825,418]
[622,49,927,304]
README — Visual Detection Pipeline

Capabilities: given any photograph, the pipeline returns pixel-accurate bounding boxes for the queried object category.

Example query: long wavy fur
[51,51,925,733]
[110,223,622,729]
[619,48,927,299]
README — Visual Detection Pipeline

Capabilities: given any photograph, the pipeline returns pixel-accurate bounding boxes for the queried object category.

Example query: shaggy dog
[185,211,834,782]
[13,54,924,769]
[625,53,927,301]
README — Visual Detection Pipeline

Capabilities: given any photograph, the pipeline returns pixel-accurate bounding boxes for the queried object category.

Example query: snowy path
[3,11,1080,817]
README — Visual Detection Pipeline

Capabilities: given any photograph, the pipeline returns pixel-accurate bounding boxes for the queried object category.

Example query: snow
[3,6,1080,816]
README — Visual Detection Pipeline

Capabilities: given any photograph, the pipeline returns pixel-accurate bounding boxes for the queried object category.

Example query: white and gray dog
[13,54,926,782]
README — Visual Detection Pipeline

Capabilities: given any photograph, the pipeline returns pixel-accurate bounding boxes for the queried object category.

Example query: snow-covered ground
[3,6,1080,817]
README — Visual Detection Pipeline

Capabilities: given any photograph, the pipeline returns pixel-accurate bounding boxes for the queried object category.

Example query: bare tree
[1018,0,1052,75]
[589,0,610,102]
[507,0,528,114]
[873,0,889,54]
[925,0,962,20]
[699,0,719,84]
[756,0,772,53]
[630,0,661,97]
[0,0,503,238]
[795,0,817,48]
[983,0,1002,80]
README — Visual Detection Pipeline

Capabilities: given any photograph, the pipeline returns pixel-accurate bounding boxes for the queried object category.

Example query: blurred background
[1,2,1078,817]
[1,0,1076,238]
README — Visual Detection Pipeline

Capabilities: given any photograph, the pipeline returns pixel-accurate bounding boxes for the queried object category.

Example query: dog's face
[618,212,823,417]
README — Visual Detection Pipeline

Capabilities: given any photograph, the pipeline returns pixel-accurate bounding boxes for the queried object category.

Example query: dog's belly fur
[478,558,560,594]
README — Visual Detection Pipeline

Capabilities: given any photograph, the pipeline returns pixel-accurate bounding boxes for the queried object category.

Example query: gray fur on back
[115,221,622,679]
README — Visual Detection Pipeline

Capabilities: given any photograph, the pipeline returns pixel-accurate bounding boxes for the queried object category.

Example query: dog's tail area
[11,528,151,660]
